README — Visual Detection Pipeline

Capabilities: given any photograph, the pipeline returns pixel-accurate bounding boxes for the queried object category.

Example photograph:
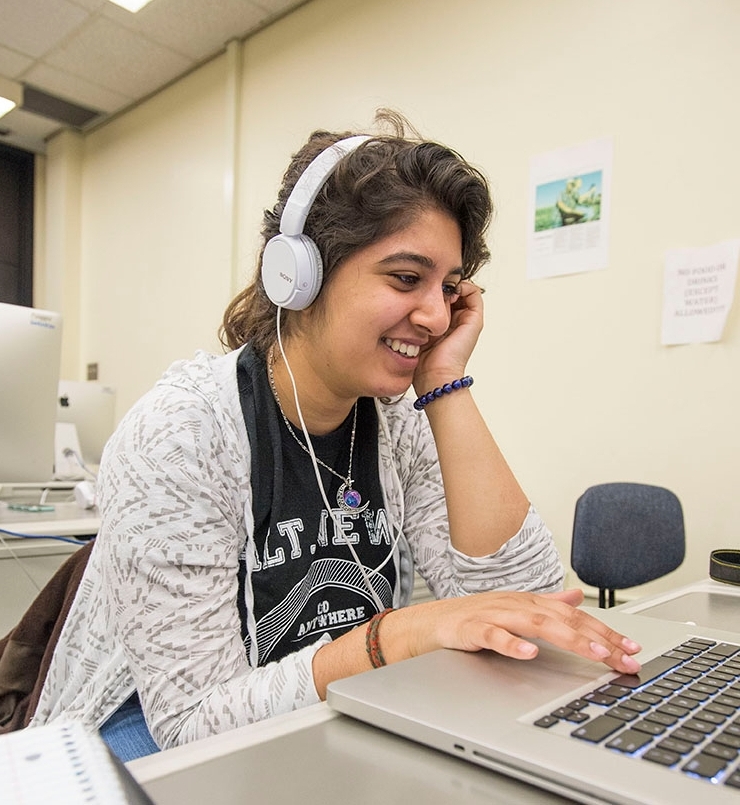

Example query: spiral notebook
[0,721,155,805]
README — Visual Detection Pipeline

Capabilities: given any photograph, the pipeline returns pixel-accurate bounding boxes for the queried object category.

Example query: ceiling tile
[101,0,270,61]
[71,0,110,11]
[0,45,34,78]
[255,0,310,15]
[1,0,90,59]
[44,15,194,98]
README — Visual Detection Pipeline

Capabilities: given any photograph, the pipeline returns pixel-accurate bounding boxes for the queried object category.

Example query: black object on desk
[710,549,740,586]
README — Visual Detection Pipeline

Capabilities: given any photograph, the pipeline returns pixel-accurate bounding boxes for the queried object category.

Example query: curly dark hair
[219,110,492,355]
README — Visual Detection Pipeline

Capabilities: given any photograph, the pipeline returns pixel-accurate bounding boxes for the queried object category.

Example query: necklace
[267,351,368,514]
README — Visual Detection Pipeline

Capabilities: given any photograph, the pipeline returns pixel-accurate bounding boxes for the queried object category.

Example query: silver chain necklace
[267,351,368,514]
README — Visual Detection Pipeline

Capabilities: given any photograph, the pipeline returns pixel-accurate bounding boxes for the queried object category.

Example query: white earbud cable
[275,309,385,611]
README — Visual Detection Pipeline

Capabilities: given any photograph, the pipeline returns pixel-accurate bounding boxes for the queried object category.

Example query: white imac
[0,302,63,484]
[57,380,116,467]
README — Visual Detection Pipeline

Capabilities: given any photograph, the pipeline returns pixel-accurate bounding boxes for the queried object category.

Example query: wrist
[380,602,444,662]
[365,607,415,665]
[365,608,394,668]
[413,375,474,411]
[413,367,467,395]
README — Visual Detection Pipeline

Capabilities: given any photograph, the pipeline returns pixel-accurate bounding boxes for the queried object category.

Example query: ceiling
[0,0,310,155]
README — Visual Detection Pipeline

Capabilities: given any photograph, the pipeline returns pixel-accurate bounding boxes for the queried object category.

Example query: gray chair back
[571,482,685,607]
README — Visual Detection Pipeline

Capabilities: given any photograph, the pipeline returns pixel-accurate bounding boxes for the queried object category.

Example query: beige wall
[42,55,235,404]
[39,0,740,598]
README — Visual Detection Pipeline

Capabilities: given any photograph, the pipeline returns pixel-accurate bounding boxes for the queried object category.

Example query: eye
[443,282,461,298]
[392,273,420,288]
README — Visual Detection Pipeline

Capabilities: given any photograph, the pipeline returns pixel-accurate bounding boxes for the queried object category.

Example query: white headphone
[261,135,370,310]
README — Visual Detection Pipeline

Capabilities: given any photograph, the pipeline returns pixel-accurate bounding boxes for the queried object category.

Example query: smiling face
[287,207,463,407]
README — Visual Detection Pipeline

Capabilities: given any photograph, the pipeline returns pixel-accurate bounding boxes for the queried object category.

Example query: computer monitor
[0,302,63,484]
[57,380,116,466]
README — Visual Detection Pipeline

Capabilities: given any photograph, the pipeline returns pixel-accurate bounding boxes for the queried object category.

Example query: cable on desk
[61,448,98,481]
[0,528,89,545]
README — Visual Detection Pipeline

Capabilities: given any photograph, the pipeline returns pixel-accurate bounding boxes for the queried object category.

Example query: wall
[39,130,83,380]
[44,55,235,413]
[41,0,740,598]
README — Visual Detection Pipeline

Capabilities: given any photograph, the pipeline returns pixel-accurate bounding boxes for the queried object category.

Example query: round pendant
[337,482,368,513]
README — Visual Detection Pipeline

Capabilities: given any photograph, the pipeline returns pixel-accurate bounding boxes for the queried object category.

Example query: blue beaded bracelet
[413,376,474,410]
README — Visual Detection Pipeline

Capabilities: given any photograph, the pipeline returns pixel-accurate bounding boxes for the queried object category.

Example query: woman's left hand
[414,280,484,390]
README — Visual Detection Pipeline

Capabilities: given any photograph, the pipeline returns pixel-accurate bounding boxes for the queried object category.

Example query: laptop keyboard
[534,637,740,789]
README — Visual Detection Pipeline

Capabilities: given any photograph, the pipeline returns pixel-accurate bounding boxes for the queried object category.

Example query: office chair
[570,482,685,608]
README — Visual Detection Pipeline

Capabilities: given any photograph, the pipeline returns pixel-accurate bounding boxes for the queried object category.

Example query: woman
[30,111,641,761]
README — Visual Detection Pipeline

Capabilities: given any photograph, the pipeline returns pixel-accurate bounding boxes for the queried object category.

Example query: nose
[409,288,451,336]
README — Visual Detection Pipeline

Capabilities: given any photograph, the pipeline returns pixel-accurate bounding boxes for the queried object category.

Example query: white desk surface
[0,501,100,539]
[128,577,740,805]
[130,704,574,805]
[613,577,740,633]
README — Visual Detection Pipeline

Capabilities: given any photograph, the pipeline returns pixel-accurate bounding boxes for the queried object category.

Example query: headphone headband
[262,134,371,310]
[280,135,371,237]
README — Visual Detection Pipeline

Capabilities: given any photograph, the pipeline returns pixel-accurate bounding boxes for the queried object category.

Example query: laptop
[327,606,740,804]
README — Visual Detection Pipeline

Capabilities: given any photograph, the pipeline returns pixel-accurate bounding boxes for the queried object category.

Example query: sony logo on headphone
[279,272,293,284]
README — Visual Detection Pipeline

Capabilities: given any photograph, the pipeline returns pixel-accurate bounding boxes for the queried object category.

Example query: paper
[661,240,740,345]
[0,721,130,804]
[527,137,613,280]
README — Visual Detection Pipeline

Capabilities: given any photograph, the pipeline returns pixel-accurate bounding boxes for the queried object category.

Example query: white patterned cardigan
[29,346,564,749]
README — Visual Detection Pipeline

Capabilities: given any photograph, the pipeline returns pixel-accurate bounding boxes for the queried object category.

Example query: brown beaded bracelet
[365,608,393,668]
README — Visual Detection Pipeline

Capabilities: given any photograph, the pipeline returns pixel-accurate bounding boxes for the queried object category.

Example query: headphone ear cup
[261,233,323,310]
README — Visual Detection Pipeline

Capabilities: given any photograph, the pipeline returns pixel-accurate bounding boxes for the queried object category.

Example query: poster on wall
[661,239,740,345]
[526,137,613,280]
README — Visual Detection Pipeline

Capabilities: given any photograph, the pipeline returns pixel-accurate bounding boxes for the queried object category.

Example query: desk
[130,704,574,805]
[128,578,740,805]
[614,578,740,633]
[0,501,100,538]
[0,502,99,635]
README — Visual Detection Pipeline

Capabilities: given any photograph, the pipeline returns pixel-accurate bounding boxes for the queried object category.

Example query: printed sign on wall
[527,137,613,280]
[661,240,740,345]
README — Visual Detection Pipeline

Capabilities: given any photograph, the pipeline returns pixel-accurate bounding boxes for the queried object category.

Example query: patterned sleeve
[97,379,327,749]
[386,402,564,599]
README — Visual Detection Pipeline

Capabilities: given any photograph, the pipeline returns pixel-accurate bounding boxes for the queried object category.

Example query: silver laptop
[327,606,740,804]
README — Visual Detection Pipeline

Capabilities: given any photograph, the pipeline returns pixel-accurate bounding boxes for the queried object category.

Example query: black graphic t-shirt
[236,346,397,666]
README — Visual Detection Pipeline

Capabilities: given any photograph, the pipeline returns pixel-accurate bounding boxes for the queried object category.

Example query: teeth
[384,338,420,357]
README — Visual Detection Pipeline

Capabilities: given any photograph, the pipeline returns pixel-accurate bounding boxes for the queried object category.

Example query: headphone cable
[275,309,392,611]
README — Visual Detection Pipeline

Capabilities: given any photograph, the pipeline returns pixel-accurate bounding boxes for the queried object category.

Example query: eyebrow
[378,252,463,276]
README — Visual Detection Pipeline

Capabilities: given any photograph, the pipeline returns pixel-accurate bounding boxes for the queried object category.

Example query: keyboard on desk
[534,637,740,790]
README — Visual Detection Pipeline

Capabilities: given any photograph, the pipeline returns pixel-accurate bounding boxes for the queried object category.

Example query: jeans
[98,693,160,763]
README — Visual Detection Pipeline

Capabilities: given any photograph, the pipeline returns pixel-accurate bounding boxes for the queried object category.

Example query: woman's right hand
[312,588,642,700]
[379,588,642,674]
